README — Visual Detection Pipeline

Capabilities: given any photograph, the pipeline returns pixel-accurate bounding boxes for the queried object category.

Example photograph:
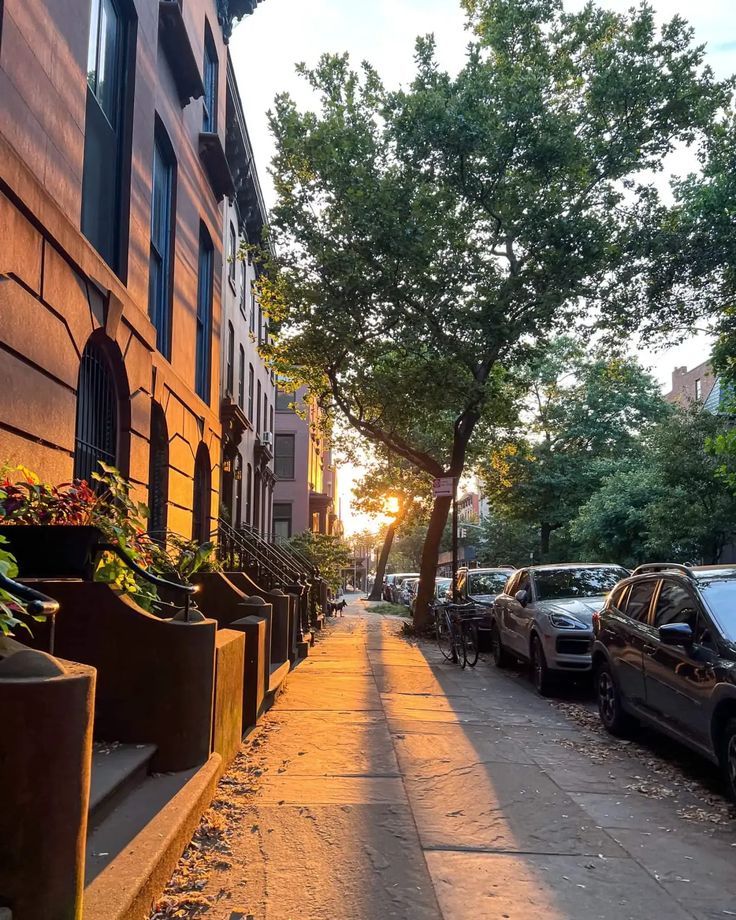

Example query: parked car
[382,573,399,602]
[492,563,629,694]
[593,562,736,801]
[456,566,516,609]
[390,573,419,605]
[410,577,452,616]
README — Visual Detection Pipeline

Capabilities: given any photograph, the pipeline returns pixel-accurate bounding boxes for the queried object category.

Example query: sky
[230,0,736,535]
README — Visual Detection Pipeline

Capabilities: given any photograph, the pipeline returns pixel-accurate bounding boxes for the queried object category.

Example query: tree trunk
[540,522,552,558]
[368,523,396,601]
[413,494,453,632]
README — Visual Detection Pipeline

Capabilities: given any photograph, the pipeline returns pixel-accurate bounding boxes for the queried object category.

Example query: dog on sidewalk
[328,598,347,617]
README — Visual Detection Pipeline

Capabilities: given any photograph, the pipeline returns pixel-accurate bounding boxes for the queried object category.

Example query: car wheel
[719,718,736,802]
[596,660,632,737]
[490,623,511,668]
[530,634,554,696]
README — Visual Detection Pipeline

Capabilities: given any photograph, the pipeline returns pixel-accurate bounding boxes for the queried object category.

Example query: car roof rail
[631,563,695,579]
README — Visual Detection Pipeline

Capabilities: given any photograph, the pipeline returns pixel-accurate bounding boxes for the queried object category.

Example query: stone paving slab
[425,851,695,920]
[254,775,407,805]
[404,761,624,855]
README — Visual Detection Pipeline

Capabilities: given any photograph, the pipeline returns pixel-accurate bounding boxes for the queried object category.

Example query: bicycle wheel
[435,608,454,661]
[462,621,479,668]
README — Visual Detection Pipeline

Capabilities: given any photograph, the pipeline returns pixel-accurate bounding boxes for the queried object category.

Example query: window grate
[74,340,118,485]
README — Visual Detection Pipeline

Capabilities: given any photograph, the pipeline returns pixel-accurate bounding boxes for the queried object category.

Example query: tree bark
[413,494,453,631]
[368,522,396,601]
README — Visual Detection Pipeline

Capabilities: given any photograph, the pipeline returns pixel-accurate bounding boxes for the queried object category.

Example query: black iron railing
[0,572,60,652]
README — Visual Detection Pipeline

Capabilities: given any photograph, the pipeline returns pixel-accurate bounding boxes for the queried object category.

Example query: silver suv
[492,564,629,695]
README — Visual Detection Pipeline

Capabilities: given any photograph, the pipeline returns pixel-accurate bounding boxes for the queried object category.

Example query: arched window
[74,337,119,483]
[148,402,169,540]
[192,442,211,544]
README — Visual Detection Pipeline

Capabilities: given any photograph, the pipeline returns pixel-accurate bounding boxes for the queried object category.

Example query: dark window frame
[247,363,254,420]
[274,433,295,480]
[225,321,234,397]
[273,502,292,540]
[202,21,218,133]
[148,118,177,358]
[194,223,214,403]
[228,222,237,288]
[237,344,245,409]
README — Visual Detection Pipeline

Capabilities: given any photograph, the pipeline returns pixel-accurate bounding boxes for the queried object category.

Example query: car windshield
[699,578,736,641]
[534,567,628,601]
[470,572,510,596]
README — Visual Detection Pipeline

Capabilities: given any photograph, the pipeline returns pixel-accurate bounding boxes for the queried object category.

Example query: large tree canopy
[260,0,726,624]
[479,338,668,556]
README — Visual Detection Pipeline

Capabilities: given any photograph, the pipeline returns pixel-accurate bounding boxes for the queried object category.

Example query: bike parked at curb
[434,601,482,669]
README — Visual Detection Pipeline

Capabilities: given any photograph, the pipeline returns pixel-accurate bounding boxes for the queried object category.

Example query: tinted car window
[609,583,630,611]
[469,572,510,596]
[533,567,628,601]
[699,578,736,641]
[624,580,656,622]
[653,582,698,630]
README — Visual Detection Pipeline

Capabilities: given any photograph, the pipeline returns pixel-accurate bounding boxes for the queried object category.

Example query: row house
[0,0,268,542]
[220,55,275,537]
[273,385,342,539]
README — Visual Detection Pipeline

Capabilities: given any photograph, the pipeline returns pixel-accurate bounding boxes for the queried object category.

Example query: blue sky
[229,1,735,530]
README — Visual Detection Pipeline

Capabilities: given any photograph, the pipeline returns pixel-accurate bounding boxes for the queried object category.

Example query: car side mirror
[658,622,693,646]
[515,589,529,607]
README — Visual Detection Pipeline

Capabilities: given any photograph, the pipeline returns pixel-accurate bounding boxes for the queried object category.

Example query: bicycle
[434,601,481,668]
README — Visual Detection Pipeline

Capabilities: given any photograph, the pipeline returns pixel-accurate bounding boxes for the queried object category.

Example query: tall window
[263,394,268,436]
[228,222,236,287]
[148,124,175,357]
[192,443,211,543]
[247,363,254,420]
[269,404,274,434]
[148,401,169,540]
[82,0,129,271]
[225,322,234,397]
[276,387,294,412]
[273,503,292,540]
[695,378,702,401]
[249,291,256,335]
[195,224,214,402]
[257,304,263,345]
[238,345,245,408]
[274,434,295,479]
[74,338,118,484]
[245,462,252,525]
[256,380,262,434]
[202,24,218,133]
[239,262,246,315]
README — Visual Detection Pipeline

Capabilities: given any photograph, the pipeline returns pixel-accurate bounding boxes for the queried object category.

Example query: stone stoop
[83,750,222,920]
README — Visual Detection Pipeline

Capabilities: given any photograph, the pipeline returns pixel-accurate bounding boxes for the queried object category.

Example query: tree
[475,513,538,569]
[480,339,668,557]
[352,449,434,599]
[288,531,352,593]
[260,0,725,625]
[571,407,736,565]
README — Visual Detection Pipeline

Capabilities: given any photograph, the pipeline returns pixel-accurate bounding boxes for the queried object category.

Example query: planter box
[0,525,102,579]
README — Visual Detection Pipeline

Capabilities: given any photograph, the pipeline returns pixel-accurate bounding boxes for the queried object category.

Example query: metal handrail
[218,520,289,587]
[250,529,307,581]
[0,572,60,653]
[97,543,197,619]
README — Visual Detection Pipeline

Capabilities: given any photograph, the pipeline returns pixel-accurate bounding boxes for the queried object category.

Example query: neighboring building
[0,0,265,541]
[219,54,275,535]
[272,386,342,539]
[457,492,480,523]
[665,361,716,406]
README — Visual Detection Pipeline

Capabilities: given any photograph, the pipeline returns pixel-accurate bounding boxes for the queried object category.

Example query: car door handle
[643,644,657,657]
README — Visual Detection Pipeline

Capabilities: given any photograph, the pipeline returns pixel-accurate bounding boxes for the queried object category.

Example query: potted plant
[0,463,160,610]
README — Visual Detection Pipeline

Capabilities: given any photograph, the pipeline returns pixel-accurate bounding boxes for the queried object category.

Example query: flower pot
[0,524,103,579]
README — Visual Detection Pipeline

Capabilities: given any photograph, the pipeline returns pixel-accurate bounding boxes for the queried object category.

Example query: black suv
[592,563,736,800]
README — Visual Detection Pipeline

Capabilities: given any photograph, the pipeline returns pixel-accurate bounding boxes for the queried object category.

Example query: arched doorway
[148,402,169,541]
[234,452,243,529]
[74,335,127,483]
[192,443,211,544]
[221,445,236,525]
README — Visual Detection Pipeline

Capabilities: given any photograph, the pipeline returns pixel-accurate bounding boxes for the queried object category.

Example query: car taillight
[591,611,601,634]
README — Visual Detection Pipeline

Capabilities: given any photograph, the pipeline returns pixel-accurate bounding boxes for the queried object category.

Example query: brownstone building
[0,0,266,539]
[664,360,716,406]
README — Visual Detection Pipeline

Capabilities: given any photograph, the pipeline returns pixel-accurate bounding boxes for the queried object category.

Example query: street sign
[432,477,455,497]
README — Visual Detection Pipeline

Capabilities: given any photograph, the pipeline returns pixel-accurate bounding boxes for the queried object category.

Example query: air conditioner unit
[261,431,273,446]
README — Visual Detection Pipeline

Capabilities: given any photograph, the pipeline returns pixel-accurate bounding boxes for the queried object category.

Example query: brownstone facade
[0,0,264,538]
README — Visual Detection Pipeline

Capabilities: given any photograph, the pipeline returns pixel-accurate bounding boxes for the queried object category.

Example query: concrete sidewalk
[152,601,736,920]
